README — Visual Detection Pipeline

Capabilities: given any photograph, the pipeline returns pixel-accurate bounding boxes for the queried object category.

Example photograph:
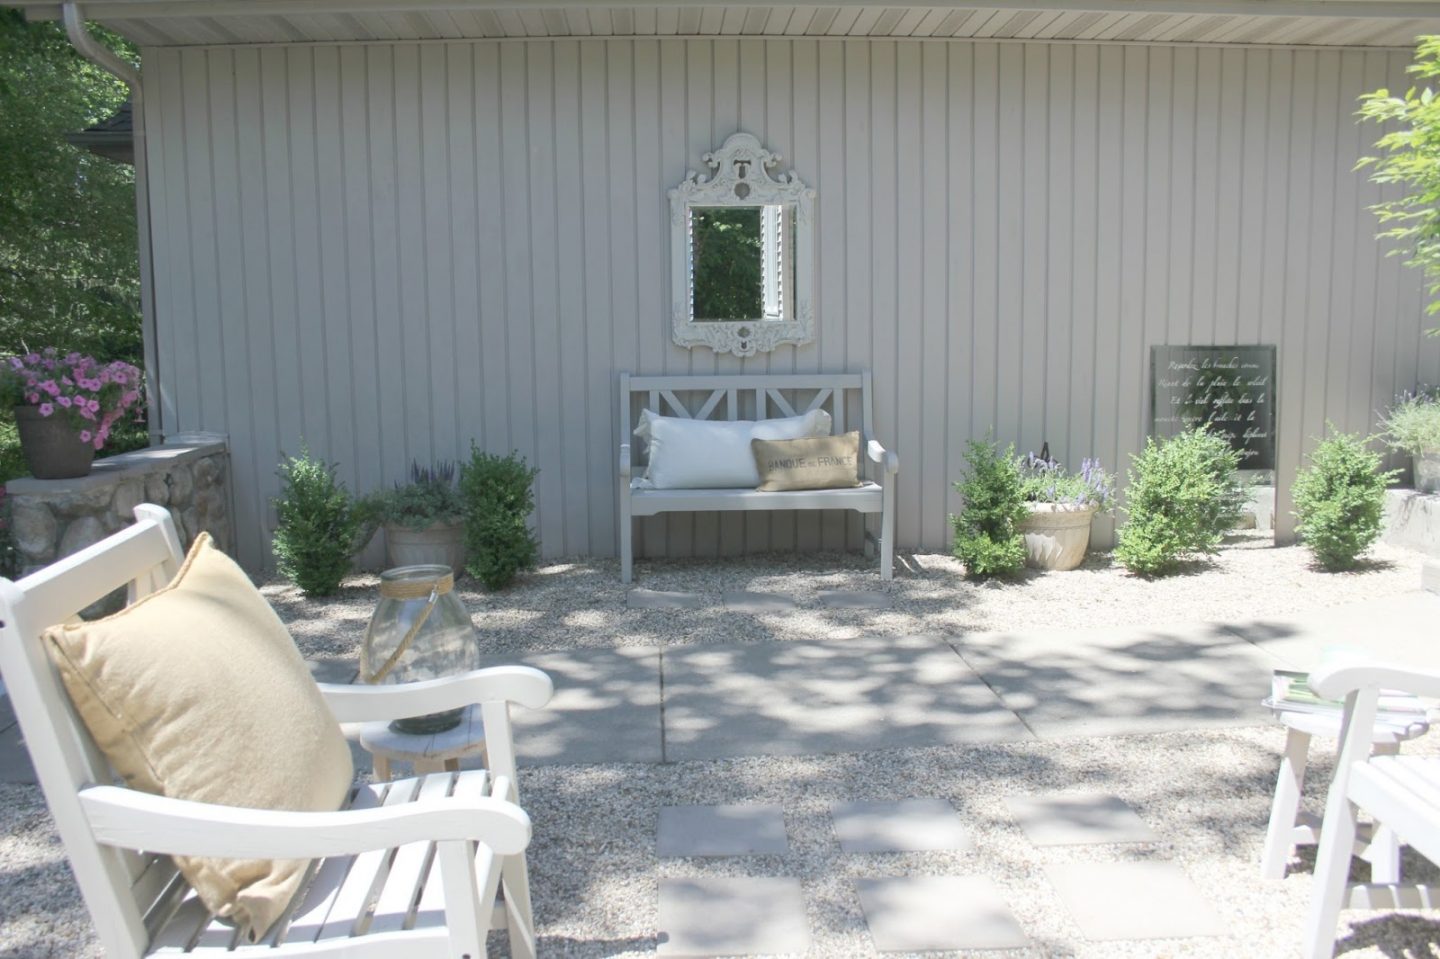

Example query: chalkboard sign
[1150,345,1276,471]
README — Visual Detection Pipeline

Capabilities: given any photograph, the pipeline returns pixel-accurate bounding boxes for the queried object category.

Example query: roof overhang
[12,0,1440,47]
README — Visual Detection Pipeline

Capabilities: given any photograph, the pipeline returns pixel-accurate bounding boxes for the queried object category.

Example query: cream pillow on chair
[44,533,354,942]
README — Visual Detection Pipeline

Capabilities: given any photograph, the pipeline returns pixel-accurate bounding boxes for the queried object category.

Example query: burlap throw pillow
[44,533,354,942]
[752,431,863,491]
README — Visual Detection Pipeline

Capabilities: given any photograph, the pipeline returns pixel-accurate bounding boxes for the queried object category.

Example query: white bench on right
[618,371,899,584]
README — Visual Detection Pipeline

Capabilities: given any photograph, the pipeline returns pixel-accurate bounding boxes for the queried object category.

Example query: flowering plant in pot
[1,349,145,479]
[1016,446,1116,571]
[1380,387,1440,492]
[362,460,467,574]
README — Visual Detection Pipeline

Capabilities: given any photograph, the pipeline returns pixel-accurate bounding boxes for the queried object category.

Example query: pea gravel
[2,534,1437,957]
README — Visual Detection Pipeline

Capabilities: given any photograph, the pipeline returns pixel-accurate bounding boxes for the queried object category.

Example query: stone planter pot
[384,520,466,575]
[1017,503,1097,571]
[13,405,95,480]
[1416,448,1440,494]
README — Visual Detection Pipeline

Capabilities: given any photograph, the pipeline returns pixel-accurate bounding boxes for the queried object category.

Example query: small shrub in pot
[459,446,539,590]
[272,447,365,596]
[951,437,1028,578]
[1380,387,1440,492]
[1114,426,1246,576]
[1016,449,1116,571]
[1292,428,1399,571]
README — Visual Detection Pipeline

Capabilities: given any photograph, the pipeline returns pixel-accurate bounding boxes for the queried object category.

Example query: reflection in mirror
[690,205,796,322]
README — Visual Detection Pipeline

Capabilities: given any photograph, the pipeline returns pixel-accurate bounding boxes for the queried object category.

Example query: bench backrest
[0,505,185,959]
[619,371,875,469]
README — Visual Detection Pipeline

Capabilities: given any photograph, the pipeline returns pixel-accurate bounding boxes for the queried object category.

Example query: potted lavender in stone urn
[1016,446,1116,571]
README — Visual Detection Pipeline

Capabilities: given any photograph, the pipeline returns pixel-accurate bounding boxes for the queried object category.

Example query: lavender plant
[1018,450,1116,511]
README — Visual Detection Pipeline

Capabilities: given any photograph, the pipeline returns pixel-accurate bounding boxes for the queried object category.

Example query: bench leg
[620,495,634,585]
[1261,727,1310,879]
[880,484,895,581]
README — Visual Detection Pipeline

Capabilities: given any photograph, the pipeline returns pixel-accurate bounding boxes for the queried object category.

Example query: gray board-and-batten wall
[139,35,1436,571]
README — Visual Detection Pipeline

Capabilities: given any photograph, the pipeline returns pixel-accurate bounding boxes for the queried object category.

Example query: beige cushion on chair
[752,431,864,491]
[44,533,354,942]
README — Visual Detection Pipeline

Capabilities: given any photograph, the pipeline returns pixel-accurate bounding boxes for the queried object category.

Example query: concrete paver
[1044,862,1226,940]
[830,798,974,853]
[657,877,810,957]
[658,804,788,857]
[856,876,1028,952]
[1005,792,1159,846]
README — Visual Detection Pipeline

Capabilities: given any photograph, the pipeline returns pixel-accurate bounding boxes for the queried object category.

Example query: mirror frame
[669,132,816,357]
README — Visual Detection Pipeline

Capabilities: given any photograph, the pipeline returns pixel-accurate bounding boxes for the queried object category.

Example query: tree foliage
[0,11,141,364]
[1358,36,1440,319]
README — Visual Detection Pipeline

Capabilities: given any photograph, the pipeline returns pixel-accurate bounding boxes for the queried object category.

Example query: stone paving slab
[658,804,788,857]
[1044,861,1226,940]
[478,646,662,765]
[0,723,35,784]
[721,591,796,613]
[831,798,974,853]
[1222,591,1440,673]
[1005,792,1158,846]
[663,635,1032,762]
[657,877,810,957]
[628,589,707,610]
[816,590,893,610]
[856,875,1028,952]
[956,622,1278,740]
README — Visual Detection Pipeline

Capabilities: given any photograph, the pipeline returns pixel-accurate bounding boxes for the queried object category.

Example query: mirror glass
[689,204,796,323]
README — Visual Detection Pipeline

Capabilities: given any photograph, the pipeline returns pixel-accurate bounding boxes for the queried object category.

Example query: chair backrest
[0,504,185,959]
[618,371,875,470]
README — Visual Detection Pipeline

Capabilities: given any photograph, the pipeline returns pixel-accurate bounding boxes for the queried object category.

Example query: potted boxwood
[1380,388,1440,493]
[364,461,466,574]
[1,349,145,479]
[1016,447,1116,571]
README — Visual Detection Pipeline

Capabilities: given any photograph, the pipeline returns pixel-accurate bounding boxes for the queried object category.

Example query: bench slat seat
[619,371,897,581]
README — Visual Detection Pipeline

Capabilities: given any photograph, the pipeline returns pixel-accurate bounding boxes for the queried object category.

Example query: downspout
[61,3,164,445]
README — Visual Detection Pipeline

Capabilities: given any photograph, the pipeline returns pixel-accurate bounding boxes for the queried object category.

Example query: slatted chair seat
[0,505,553,959]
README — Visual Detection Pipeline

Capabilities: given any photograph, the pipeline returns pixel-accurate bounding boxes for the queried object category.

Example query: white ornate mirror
[669,132,815,357]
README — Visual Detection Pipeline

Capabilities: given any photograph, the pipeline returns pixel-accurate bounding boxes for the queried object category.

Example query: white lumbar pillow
[635,408,832,488]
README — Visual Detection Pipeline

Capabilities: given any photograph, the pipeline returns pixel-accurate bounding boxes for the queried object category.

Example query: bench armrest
[865,437,899,476]
[317,665,553,725]
[78,778,531,859]
[1310,660,1440,702]
[620,443,632,480]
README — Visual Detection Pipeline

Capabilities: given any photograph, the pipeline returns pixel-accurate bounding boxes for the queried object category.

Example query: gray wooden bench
[618,371,898,583]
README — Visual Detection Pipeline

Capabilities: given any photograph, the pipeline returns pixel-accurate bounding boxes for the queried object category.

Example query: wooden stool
[1260,707,1429,880]
[358,704,488,781]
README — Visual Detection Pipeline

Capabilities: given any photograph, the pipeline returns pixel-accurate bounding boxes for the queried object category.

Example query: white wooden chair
[0,504,554,959]
[1303,660,1440,959]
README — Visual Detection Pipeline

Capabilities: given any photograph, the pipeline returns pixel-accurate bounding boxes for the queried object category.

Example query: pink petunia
[79,430,92,443]
[78,408,94,421]
[38,403,53,417]
[25,393,38,404]
[56,396,71,408]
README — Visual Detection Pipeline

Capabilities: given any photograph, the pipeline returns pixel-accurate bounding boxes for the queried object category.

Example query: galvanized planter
[383,520,466,576]
[13,405,95,480]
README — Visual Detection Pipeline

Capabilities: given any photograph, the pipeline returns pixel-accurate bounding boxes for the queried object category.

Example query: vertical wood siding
[141,39,1434,570]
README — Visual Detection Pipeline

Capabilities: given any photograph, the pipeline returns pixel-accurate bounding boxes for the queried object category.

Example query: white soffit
[14,1,1440,47]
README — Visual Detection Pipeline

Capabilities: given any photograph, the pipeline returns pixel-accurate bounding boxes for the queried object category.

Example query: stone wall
[7,439,233,576]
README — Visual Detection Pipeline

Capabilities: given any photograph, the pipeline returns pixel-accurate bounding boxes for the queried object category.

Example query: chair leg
[1261,728,1311,879]
[1367,742,1402,884]
[501,853,538,959]
[1303,792,1362,959]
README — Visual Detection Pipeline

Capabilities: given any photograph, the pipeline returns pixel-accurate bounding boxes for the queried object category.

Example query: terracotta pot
[1415,449,1440,494]
[13,405,95,480]
[1017,503,1097,571]
[384,520,466,575]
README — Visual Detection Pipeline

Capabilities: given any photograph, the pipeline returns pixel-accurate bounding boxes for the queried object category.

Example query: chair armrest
[865,437,900,476]
[1310,660,1440,702]
[620,443,632,480]
[317,665,553,725]
[78,779,531,859]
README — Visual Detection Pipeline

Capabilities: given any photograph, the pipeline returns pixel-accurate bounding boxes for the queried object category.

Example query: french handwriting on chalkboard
[1150,345,1276,470]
